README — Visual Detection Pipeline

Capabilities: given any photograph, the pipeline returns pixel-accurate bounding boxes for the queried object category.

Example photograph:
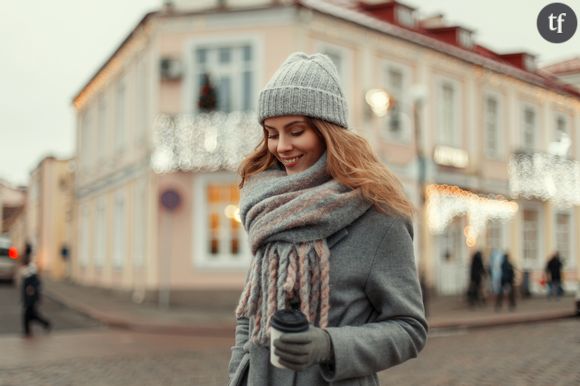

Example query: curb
[46,286,576,337]
[428,310,576,332]
[45,287,235,337]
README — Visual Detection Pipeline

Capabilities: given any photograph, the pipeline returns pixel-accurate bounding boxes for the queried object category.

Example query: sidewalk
[44,279,577,337]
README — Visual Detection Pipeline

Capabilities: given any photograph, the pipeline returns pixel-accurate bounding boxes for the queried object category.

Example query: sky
[1,0,579,186]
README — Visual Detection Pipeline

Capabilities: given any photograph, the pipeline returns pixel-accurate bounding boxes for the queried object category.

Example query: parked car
[0,236,19,285]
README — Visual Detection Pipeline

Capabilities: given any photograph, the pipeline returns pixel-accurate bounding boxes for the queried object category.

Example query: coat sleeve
[321,219,428,382]
[228,317,250,381]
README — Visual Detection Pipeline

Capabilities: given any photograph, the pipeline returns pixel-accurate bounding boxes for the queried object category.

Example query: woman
[228,52,427,386]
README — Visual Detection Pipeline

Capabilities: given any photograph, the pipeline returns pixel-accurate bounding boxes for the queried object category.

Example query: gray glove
[273,326,333,371]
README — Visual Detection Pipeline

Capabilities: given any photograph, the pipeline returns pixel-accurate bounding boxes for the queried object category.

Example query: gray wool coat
[227,207,428,386]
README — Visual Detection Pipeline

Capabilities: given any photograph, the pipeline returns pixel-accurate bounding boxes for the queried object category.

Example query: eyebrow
[263,120,306,131]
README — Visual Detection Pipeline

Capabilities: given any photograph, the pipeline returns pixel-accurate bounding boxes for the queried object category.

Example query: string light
[509,152,580,208]
[426,184,519,242]
[151,112,262,173]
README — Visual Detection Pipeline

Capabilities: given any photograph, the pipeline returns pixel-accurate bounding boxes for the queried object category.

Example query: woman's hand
[273,326,332,371]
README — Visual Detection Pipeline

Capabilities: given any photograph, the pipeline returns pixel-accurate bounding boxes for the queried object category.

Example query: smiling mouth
[280,155,303,165]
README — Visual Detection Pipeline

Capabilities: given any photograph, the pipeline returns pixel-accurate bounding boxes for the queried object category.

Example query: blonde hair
[238,117,415,219]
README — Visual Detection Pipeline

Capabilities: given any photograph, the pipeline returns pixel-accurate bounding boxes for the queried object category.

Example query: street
[1,279,578,386]
[0,282,99,335]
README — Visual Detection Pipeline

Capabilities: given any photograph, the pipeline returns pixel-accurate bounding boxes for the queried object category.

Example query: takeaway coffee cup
[270,309,309,368]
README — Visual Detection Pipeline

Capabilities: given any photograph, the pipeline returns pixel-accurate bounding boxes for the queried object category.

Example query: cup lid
[271,309,309,332]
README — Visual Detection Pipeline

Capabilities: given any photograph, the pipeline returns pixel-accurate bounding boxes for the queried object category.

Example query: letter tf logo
[548,12,567,33]
[538,3,577,43]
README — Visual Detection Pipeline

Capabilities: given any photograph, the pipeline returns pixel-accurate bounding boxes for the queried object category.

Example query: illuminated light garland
[151,112,262,173]
[426,184,519,242]
[509,151,580,208]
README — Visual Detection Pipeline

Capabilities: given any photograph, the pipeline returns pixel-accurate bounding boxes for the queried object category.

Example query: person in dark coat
[495,253,516,311]
[21,255,51,337]
[545,252,564,299]
[467,250,486,307]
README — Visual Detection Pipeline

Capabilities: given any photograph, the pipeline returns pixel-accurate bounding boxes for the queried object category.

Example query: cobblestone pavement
[0,319,578,386]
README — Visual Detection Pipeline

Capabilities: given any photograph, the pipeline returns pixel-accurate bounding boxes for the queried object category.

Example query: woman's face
[264,115,325,175]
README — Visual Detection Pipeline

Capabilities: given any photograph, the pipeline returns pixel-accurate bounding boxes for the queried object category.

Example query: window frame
[94,198,106,269]
[554,209,575,269]
[436,77,462,147]
[483,91,503,159]
[192,172,251,269]
[113,191,126,269]
[380,60,413,143]
[520,203,545,270]
[79,206,90,268]
[115,76,127,151]
[315,42,353,121]
[185,35,262,115]
[520,103,538,152]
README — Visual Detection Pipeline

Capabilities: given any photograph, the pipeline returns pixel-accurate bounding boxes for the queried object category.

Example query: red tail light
[8,247,18,259]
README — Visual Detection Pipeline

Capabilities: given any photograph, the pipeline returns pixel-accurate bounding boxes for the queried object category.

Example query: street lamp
[365,88,391,117]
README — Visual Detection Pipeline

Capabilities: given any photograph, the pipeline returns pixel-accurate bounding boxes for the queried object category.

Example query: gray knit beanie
[258,52,348,129]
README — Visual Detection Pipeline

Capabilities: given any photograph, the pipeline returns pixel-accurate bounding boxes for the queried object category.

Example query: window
[115,80,126,150]
[523,209,539,262]
[81,109,92,170]
[522,106,536,151]
[485,96,500,158]
[438,81,458,146]
[440,219,463,262]
[383,66,409,141]
[396,6,415,27]
[79,207,90,268]
[194,174,251,267]
[133,181,146,268]
[485,220,503,249]
[458,30,474,49]
[321,48,343,80]
[555,114,567,141]
[207,183,241,257]
[556,212,572,268]
[113,194,126,268]
[317,44,350,103]
[98,95,106,162]
[95,201,106,268]
[136,58,147,145]
[192,44,254,113]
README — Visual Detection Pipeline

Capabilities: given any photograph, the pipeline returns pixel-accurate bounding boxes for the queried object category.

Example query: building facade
[72,0,580,302]
[0,179,27,253]
[26,156,75,280]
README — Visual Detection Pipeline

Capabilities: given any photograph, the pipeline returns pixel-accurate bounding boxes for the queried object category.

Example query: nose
[277,133,293,153]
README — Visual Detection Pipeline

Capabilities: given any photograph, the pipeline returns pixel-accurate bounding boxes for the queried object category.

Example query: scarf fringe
[235,240,331,345]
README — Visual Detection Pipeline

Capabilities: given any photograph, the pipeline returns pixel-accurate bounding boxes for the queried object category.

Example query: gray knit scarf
[235,153,371,345]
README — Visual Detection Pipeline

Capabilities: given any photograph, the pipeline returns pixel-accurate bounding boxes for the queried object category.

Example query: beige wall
[26,158,74,279]
[72,4,579,296]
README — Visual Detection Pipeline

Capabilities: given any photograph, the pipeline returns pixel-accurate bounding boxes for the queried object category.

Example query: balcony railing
[509,150,580,207]
[151,112,262,173]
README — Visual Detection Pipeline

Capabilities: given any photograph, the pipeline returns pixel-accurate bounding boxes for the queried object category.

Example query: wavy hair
[238,117,415,219]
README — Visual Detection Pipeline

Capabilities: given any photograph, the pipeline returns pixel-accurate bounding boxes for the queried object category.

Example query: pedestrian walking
[20,253,52,337]
[545,252,564,299]
[227,52,427,386]
[495,253,516,311]
[467,250,486,307]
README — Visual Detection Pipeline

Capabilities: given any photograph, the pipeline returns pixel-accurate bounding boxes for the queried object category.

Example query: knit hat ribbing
[258,52,348,129]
